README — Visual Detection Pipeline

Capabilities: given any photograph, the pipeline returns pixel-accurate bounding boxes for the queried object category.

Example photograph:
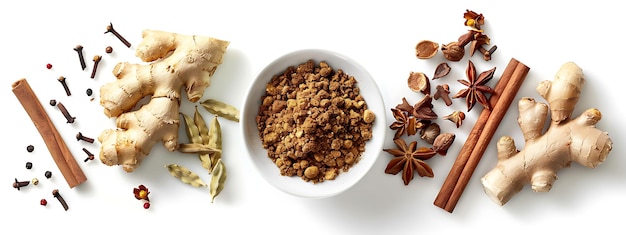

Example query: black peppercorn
[86,88,93,96]
[26,162,33,169]
[44,171,52,179]
[26,145,34,152]
[49,99,57,106]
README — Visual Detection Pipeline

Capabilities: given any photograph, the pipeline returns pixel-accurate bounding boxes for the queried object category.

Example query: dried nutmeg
[407,71,430,95]
[441,42,465,62]
[415,40,439,59]
[432,133,455,156]
[420,123,441,144]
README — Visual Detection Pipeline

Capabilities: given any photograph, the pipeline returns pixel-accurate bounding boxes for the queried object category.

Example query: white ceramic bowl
[241,49,386,198]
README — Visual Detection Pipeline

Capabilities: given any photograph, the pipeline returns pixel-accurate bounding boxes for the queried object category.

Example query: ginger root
[98,30,229,172]
[480,62,613,206]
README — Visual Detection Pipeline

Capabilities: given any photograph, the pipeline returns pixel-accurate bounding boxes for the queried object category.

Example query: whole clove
[82,148,95,162]
[57,76,71,96]
[73,45,86,70]
[76,132,94,143]
[478,45,498,61]
[57,102,76,123]
[434,84,453,106]
[105,23,131,48]
[90,55,101,79]
[52,189,69,211]
[13,178,30,190]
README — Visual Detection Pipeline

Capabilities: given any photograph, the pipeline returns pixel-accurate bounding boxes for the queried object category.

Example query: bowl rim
[240,48,386,198]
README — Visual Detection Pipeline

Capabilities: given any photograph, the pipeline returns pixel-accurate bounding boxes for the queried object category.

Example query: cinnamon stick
[434,58,529,212]
[12,78,87,188]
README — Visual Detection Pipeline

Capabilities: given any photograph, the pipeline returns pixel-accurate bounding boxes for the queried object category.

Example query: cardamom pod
[210,159,227,203]
[180,113,203,144]
[165,164,208,187]
[194,106,211,144]
[193,106,213,171]
[200,99,240,122]
[178,143,221,154]
[208,115,222,173]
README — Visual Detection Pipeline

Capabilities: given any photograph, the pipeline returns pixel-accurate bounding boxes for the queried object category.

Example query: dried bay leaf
[200,99,240,122]
[210,159,227,203]
[165,164,208,187]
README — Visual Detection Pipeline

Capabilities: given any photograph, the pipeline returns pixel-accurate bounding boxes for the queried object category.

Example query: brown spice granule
[256,59,375,183]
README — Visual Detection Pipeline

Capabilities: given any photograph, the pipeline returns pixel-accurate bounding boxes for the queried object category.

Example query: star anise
[452,60,496,112]
[389,108,410,139]
[384,138,437,185]
[389,109,428,139]
[389,97,436,139]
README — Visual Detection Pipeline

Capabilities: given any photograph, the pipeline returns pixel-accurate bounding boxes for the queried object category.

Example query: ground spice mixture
[256,60,375,183]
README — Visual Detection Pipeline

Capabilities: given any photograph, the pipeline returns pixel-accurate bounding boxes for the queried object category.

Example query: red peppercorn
[46,63,52,69]
[40,199,47,206]
[143,202,150,209]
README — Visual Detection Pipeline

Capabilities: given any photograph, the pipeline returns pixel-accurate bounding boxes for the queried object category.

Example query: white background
[2,1,624,234]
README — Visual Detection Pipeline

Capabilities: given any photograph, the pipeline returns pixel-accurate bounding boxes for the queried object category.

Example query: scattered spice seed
[49,99,57,106]
[26,145,34,152]
[31,178,39,185]
[143,202,151,209]
[86,88,93,96]
[105,46,113,54]
[44,171,52,179]
[26,162,33,169]
[40,198,48,206]
[46,63,52,69]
